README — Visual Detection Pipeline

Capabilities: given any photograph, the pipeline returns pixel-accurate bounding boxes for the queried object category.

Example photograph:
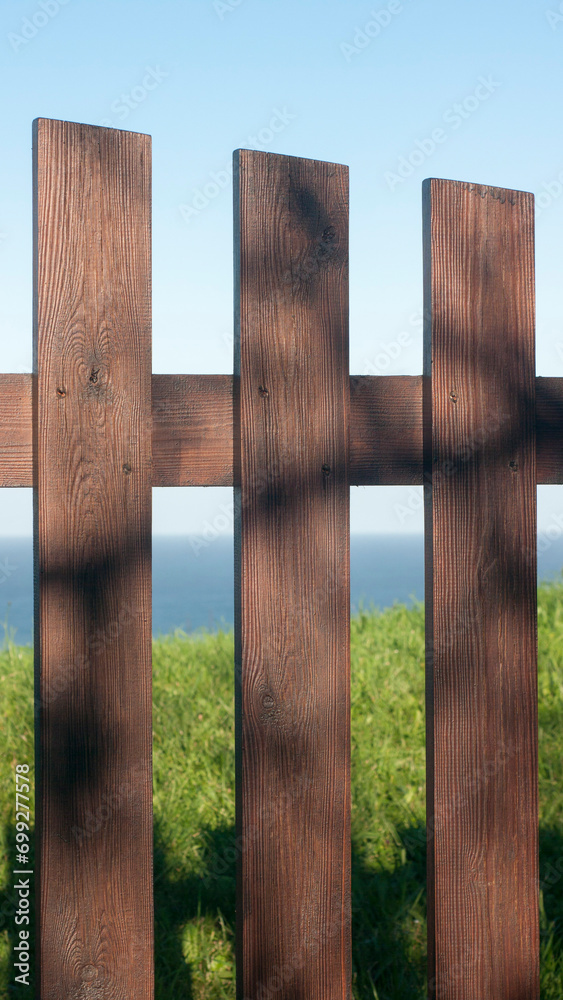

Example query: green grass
[0,584,562,998]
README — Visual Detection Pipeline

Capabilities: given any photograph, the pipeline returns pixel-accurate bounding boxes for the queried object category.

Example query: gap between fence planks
[2,372,563,487]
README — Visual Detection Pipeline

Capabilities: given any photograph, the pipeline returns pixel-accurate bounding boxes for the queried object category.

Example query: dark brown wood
[0,123,554,994]
[1,372,563,487]
[150,373,563,487]
[423,178,538,999]
[350,375,422,484]
[152,373,232,485]
[33,119,153,998]
[151,373,424,488]
[0,373,32,486]
[234,149,351,999]
[536,376,563,483]
[349,375,563,486]
[151,373,423,487]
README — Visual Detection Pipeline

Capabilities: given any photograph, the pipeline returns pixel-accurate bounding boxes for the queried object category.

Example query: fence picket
[234,149,351,999]
[423,178,538,999]
[33,119,154,997]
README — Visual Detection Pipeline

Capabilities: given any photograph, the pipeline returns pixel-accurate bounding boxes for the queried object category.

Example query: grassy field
[0,584,562,998]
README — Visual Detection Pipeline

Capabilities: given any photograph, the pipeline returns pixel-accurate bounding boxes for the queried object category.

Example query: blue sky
[1,0,562,535]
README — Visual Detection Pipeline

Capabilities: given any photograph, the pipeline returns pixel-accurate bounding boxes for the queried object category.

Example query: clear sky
[1,0,562,536]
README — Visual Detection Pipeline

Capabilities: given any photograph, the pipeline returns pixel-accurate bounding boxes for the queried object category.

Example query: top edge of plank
[233,147,348,171]
[32,117,152,140]
[422,176,533,202]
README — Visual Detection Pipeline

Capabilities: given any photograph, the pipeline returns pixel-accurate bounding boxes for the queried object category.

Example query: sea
[1,533,563,648]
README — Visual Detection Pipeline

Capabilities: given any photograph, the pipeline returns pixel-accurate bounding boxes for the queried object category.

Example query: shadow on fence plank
[152,819,426,998]
[148,817,563,999]
[0,805,561,995]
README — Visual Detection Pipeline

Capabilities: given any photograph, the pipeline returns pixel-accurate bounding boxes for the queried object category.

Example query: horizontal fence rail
[2,373,563,487]
[0,116,551,998]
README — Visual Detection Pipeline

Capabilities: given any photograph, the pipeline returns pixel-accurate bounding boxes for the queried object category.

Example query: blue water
[0,533,562,647]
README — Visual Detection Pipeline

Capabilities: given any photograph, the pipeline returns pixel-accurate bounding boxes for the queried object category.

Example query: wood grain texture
[349,375,422,485]
[151,374,421,487]
[423,178,538,1000]
[2,372,563,487]
[234,149,351,999]
[0,374,32,486]
[152,373,232,485]
[536,376,563,483]
[33,119,153,999]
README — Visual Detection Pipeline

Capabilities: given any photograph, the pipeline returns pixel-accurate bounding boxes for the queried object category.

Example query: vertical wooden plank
[33,119,153,998]
[234,150,350,999]
[423,179,538,1000]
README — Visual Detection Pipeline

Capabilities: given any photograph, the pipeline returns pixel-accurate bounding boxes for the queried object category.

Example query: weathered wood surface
[0,374,33,486]
[536,375,563,483]
[423,178,538,1000]
[152,373,232,486]
[234,149,351,999]
[33,119,154,998]
[1,372,563,486]
[350,375,422,484]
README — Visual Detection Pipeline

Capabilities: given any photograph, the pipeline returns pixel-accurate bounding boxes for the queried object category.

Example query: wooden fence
[1,116,559,997]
